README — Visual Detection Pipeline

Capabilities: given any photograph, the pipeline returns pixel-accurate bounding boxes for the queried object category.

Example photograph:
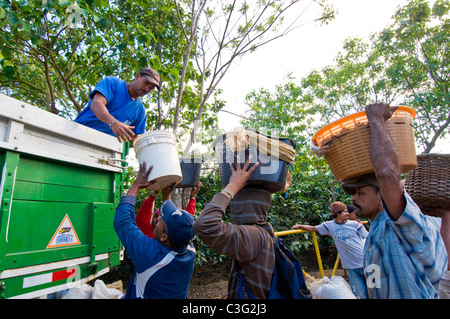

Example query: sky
[216,0,410,131]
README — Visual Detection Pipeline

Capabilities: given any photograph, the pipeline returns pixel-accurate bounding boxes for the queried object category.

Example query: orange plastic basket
[312,106,418,181]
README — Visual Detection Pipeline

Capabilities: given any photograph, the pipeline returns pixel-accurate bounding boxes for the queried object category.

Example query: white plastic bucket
[133,130,182,191]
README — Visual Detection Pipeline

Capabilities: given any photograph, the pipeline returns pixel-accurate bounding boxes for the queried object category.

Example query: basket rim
[312,106,416,146]
[416,153,450,158]
[211,128,295,151]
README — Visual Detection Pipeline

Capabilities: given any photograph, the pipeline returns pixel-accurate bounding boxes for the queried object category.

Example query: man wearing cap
[136,181,201,239]
[113,161,195,299]
[341,102,447,299]
[75,67,160,143]
[291,201,369,298]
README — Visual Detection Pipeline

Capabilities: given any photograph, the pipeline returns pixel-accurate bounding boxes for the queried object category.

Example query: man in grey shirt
[292,201,368,298]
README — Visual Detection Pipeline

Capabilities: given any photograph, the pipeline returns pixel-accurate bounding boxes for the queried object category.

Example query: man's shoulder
[345,220,361,227]
[91,76,125,100]
[96,76,125,91]
[102,75,124,83]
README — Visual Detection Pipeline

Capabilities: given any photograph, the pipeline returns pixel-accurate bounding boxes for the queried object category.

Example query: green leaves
[375,0,450,153]
[0,0,190,117]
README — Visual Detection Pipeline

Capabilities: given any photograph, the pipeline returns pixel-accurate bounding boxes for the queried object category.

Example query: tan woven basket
[312,106,417,181]
[404,153,450,217]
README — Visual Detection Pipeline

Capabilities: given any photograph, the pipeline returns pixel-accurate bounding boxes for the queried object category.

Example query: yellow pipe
[275,221,368,279]
[312,232,325,278]
[274,230,309,277]
[274,229,307,237]
[331,254,340,277]
[275,229,324,278]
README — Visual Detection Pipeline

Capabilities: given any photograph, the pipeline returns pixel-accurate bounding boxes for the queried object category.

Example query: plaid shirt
[364,192,448,299]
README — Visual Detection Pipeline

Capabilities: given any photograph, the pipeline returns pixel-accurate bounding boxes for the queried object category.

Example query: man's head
[230,187,274,234]
[154,200,194,249]
[330,201,349,222]
[346,204,359,221]
[127,67,161,99]
[341,173,383,221]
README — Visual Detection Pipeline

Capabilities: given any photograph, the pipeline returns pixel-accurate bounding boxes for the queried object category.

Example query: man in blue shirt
[114,161,196,299]
[341,103,448,299]
[75,67,160,143]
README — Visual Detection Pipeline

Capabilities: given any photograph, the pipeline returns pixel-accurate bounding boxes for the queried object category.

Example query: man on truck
[75,67,160,143]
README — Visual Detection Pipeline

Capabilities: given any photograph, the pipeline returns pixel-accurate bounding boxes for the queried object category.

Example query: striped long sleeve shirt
[193,192,276,299]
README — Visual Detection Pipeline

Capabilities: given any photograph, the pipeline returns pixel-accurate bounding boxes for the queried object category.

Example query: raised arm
[90,92,136,143]
[365,103,406,221]
[291,224,318,232]
[193,156,261,262]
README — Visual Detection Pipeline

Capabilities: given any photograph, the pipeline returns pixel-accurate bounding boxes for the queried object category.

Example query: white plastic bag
[61,284,93,299]
[92,279,124,299]
[304,274,324,297]
[316,276,356,299]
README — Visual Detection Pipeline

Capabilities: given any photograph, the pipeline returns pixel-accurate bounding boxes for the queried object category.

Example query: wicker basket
[404,153,450,217]
[212,129,295,193]
[312,106,417,181]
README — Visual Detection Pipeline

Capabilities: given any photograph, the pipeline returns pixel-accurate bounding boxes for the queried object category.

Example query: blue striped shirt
[364,192,448,299]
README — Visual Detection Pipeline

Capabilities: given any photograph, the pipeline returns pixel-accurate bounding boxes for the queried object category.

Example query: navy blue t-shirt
[75,76,146,136]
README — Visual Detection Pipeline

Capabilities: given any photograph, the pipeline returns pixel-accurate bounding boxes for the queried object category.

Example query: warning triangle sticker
[46,214,81,249]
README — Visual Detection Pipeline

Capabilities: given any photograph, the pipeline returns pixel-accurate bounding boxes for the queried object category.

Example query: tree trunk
[172,187,192,209]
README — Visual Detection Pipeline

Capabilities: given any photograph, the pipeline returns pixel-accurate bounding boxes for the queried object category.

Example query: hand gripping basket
[404,153,450,217]
[312,106,417,182]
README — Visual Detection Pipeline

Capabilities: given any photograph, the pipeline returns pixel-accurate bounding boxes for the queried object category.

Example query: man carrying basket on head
[338,103,447,299]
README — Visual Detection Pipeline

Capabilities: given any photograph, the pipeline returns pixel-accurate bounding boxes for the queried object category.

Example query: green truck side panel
[0,151,20,272]
[0,149,127,298]
[0,95,129,298]
[2,259,111,298]
[90,203,120,253]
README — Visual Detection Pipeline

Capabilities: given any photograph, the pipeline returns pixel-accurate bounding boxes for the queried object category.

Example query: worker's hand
[190,181,202,198]
[225,155,259,196]
[129,134,139,144]
[110,120,136,143]
[365,102,397,122]
[291,224,302,230]
[127,161,155,197]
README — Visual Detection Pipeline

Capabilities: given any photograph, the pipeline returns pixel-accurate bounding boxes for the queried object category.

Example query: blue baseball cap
[159,200,194,248]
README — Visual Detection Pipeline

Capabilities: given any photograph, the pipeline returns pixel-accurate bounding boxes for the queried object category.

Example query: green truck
[0,93,127,298]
